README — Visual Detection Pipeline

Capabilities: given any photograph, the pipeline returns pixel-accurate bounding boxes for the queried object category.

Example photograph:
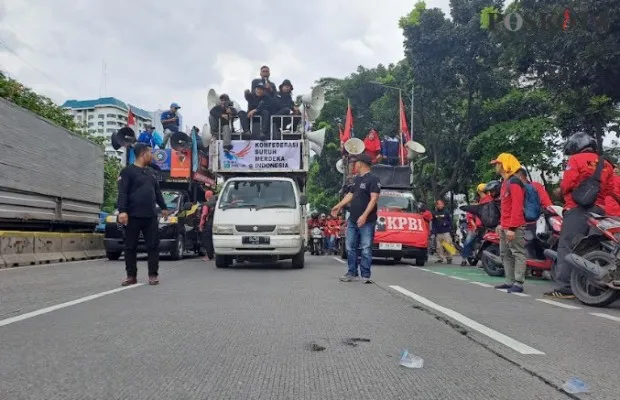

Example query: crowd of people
[306,213,346,254]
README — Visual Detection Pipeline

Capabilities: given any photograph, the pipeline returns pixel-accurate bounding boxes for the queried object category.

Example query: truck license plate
[379,243,402,250]
[242,236,270,245]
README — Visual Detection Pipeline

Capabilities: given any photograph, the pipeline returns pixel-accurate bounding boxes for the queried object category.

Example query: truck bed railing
[216,114,306,141]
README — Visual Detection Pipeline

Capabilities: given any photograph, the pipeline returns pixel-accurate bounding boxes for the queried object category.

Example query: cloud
[0,0,451,129]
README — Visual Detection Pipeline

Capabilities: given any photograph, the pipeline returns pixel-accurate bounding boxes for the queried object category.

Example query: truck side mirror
[299,194,307,206]
[183,202,192,211]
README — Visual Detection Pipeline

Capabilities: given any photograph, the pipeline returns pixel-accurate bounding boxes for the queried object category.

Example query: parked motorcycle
[480,230,502,275]
[310,226,324,256]
[482,206,563,278]
[466,228,499,267]
[562,212,620,307]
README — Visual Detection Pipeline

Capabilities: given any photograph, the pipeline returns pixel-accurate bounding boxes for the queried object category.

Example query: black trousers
[202,225,214,258]
[124,216,159,277]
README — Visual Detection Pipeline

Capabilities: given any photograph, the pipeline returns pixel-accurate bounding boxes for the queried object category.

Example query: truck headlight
[277,224,300,235]
[213,225,234,235]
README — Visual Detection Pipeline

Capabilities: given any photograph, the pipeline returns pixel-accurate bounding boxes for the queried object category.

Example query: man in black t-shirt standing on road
[331,154,381,283]
[117,143,168,286]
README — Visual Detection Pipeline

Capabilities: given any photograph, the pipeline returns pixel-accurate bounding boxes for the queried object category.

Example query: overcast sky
[0,0,451,129]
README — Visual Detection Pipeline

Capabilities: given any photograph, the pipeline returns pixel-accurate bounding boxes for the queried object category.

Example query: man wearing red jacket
[490,153,528,293]
[546,133,614,299]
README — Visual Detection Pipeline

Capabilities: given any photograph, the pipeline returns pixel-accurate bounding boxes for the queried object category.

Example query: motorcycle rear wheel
[570,250,620,308]
[482,244,504,277]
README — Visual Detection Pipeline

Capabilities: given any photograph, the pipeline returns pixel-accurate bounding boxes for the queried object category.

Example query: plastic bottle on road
[399,349,424,368]
[562,377,590,394]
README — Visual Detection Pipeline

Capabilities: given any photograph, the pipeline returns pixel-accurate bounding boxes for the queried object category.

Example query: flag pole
[399,89,404,166]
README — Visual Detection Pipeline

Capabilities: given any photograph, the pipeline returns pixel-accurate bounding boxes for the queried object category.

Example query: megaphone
[405,140,426,160]
[343,137,365,155]
[207,88,242,112]
[111,127,136,150]
[305,127,325,156]
[170,131,192,151]
[300,86,325,122]
[336,159,344,174]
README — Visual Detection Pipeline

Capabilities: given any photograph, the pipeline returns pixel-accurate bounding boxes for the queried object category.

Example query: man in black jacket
[275,79,301,132]
[117,143,168,286]
[209,93,250,151]
[245,82,282,140]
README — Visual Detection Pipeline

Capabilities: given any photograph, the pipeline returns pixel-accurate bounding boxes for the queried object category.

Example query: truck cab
[209,132,311,269]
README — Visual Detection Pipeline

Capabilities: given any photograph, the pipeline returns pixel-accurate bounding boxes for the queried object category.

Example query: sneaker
[544,288,575,299]
[495,283,513,289]
[121,277,137,286]
[362,277,372,284]
[507,285,524,293]
[434,259,444,263]
[460,260,467,267]
[339,274,359,282]
[148,276,159,285]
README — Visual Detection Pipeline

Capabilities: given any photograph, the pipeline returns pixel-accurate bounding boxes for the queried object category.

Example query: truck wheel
[415,258,425,266]
[291,249,305,269]
[170,234,184,261]
[215,255,231,268]
[106,251,121,261]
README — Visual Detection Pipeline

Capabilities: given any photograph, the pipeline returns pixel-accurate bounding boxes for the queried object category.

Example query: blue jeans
[461,231,478,258]
[346,220,376,278]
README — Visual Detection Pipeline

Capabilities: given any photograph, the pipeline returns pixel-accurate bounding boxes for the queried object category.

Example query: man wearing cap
[209,94,251,151]
[490,153,528,293]
[247,82,281,140]
[331,154,381,283]
[137,124,163,149]
[161,102,181,134]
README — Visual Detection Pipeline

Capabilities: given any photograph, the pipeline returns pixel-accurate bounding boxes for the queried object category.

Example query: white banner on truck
[219,140,302,170]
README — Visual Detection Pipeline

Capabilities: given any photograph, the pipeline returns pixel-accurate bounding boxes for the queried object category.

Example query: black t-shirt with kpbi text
[347,172,381,224]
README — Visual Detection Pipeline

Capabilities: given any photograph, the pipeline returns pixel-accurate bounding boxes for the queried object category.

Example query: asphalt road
[1,254,617,400]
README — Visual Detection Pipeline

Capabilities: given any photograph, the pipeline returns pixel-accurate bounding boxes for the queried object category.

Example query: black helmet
[311,212,319,219]
[484,180,501,197]
[563,132,597,156]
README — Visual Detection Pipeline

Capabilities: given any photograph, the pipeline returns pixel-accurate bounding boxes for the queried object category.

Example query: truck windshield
[161,191,181,211]
[219,180,296,210]
[378,191,418,212]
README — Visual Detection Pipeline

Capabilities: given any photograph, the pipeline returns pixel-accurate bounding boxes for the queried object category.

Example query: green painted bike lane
[426,266,549,285]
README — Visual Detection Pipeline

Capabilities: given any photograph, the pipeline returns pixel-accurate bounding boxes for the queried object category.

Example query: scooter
[483,205,563,278]
[479,230,502,275]
[465,228,499,267]
[560,212,620,307]
[310,226,324,255]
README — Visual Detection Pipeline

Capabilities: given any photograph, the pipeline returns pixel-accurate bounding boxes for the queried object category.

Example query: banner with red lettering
[375,211,429,248]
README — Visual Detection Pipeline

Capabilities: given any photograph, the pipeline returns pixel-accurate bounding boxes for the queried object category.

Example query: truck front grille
[235,225,276,233]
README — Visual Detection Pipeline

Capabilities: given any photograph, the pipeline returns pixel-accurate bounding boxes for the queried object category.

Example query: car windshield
[219,180,296,209]
[378,191,418,212]
[161,191,181,210]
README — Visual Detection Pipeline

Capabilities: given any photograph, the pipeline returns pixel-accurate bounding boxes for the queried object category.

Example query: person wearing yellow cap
[489,153,528,293]
[460,184,490,266]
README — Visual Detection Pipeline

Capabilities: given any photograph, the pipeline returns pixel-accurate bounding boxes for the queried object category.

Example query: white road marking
[535,299,582,310]
[0,284,144,328]
[332,257,346,264]
[449,276,469,281]
[589,313,620,323]
[389,285,545,355]
[430,271,446,276]
[470,281,493,288]
[419,268,432,272]
[0,258,101,272]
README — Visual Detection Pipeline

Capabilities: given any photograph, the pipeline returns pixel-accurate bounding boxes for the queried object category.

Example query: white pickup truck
[210,137,310,269]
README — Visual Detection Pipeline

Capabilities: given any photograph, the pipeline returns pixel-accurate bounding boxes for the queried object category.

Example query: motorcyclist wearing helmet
[546,132,615,299]
[484,180,501,199]
[460,183,490,266]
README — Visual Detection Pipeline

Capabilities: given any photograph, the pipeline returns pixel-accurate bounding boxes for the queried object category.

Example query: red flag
[127,108,136,128]
[341,100,353,143]
[399,97,411,165]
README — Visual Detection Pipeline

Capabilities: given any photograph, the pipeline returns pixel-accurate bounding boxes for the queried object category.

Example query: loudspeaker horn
[111,127,136,150]
[201,123,212,147]
[300,86,325,122]
[336,159,344,174]
[405,140,426,160]
[207,88,242,113]
[170,131,192,151]
[305,127,325,154]
[343,137,365,155]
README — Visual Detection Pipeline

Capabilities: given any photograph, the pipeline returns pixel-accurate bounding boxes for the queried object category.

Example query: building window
[98,122,104,126]
[88,115,94,120]
[98,114,104,119]
[107,128,116,133]
[97,129,104,133]
[88,129,96,134]
[88,122,94,127]
[117,114,125,120]
[106,113,116,118]
[106,121,116,125]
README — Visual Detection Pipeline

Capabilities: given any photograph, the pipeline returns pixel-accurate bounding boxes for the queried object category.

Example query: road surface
[1,254,617,399]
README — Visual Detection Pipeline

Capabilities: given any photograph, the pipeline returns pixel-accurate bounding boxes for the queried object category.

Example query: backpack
[571,155,605,208]
[508,177,541,222]
[460,201,500,229]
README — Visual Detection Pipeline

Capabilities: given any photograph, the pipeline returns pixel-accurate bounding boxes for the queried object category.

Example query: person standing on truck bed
[160,102,181,146]
[209,94,250,151]
[117,143,169,286]
[331,153,381,284]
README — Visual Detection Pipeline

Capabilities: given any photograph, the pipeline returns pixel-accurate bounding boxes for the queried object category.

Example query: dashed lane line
[589,312,620,323]
[389,285,545,355]
[535,299,582,310]
[449,276,469,281]
[470,281,494,288]
[332,257,346,264]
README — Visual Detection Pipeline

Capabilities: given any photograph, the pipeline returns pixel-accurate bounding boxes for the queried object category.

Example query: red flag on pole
[341,100,353,144]
[399,96,411,165]
[127,108,136,128]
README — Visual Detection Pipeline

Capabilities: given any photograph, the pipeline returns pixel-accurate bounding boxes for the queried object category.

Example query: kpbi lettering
[379,216,424,231]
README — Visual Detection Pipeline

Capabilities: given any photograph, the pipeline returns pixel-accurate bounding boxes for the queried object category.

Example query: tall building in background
[61,97,152,160]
